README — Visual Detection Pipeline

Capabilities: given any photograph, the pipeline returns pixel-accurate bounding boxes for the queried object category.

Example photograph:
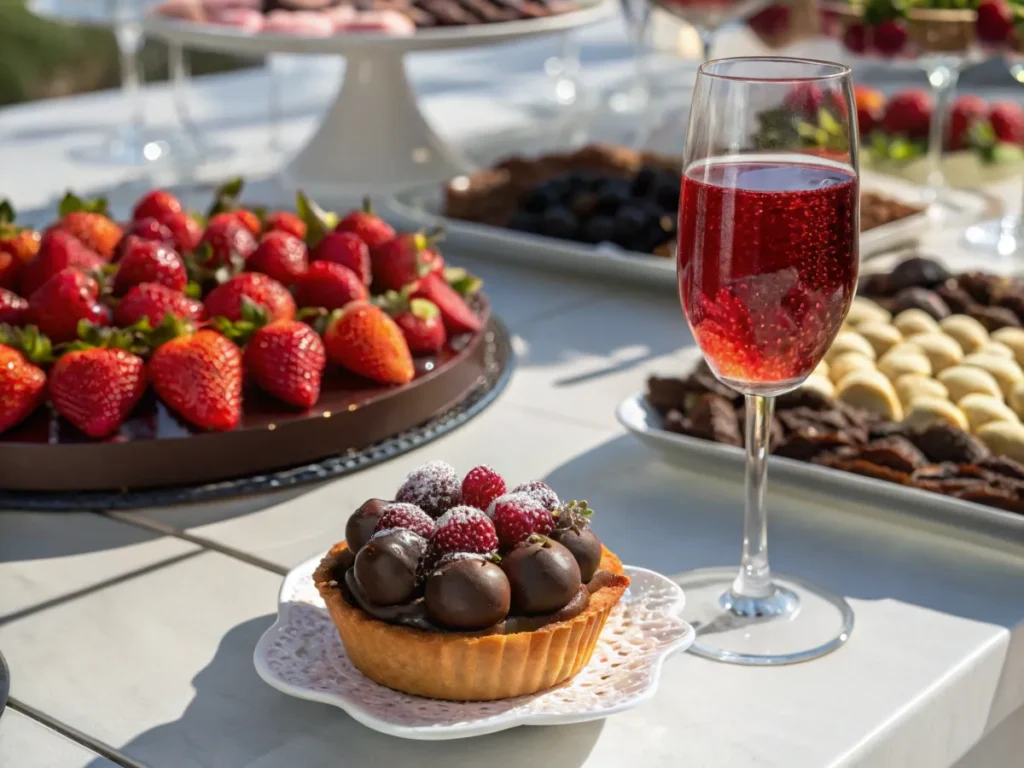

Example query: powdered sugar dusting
[396,461,461,518]
[435,505,490,528]
[368,528,427,546]
[376,503,436,538]
[486,491,543,517]
[432,505,498,556]
[511,481,560,512]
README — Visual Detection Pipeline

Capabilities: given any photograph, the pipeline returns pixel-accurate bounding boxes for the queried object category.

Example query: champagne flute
[676,56,857,665]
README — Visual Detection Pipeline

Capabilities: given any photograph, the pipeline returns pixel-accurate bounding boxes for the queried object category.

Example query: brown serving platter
[0,299,494,492]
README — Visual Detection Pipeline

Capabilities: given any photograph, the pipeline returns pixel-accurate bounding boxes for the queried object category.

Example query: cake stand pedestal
[145,1,615,205]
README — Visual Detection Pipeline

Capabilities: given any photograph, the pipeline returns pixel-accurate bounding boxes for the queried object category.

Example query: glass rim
[697,57,852,84]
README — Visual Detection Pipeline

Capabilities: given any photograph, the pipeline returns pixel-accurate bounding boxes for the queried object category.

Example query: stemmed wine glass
[676,57,857,664]
[609,0,653,115]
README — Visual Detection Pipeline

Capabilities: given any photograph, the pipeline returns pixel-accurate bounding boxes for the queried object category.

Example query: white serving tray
[616,391,1024,551]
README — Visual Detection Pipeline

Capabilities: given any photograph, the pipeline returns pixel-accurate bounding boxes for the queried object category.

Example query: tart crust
[314,542,630,701]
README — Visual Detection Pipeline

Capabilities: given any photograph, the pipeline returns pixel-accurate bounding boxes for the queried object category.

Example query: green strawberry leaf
[58,191,108,217]
[0,200,15,226]
[185,280,202,300]
[208,177,245,217]
[239,295,270,327]
[409,298,439,319]
[443,267,482,297]
[991,142,1024,165]
[296,190,336,249]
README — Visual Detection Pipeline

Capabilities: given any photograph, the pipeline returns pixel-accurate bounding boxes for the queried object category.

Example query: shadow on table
[88,615,603,768]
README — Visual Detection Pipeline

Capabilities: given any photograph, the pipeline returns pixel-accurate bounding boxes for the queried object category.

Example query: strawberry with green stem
[20,229,105,298]
[204,272,296,323]
[28,268,110,343]
[0,324,51,433]
[321,301,414,385]
[409,272,482,336]
[207,177,261,236]
[0,200,41,291]
[115,283,205,328]
[333,196,395,251]
[378,292,447,355]
[370,227,445,293]
[53,192,123,260]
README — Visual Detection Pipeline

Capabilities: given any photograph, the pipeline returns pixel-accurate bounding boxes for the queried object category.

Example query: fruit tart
[314,462,630,701]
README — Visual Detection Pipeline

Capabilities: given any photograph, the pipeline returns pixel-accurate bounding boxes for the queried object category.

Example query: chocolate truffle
[353,529,428,606]
[346,498,389,553]
[550,528,602,582]
[501,536,581,615]
[425,556,511,631]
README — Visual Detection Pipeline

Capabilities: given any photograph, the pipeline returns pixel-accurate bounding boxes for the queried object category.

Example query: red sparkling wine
[678,159,858,387]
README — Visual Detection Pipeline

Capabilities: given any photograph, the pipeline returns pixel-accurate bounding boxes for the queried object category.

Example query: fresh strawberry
[490,493,555,549]
[0,229,40,290]
[949,95,988,150]
[872,20,907,55]
[312,232,371,286]
[55,211,122,261]
[49,344,146,438]
[322,301,414,385]
[429,506,498,557]
[122,217,174,249]
[28,268,110,343]
[784,82,824,115]
[205,273,296,323]
[263,211,307,240]
[198,213,257,269]
[248,231,308,286]
[335,198,395,251]
[370,229,443,293]
[461,465,507,511]
[133,189,183,222]
[155,211,203,254]
[990,101,1024,144]
[747,4,789,44]
[409,273,482,335]
[0,289,28,325]
[510,480,561,512]
[20,230,104,298]
[149,328,243,431]
[114,239,187,295]
[374,502,436,538]
[0,333,48,434]
[854,85,886,136]
[233,210,261,237]
[206,178,261,236]
[977,0,1013,43]
[115,283,205,327]
[842,23,868,53]
[243,319,325,408]
[393,298,446,355]
[882,89,932,140]
[293,261,368,311]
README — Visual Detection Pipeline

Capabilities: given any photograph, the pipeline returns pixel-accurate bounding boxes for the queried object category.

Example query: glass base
[676,567,854,666]
[69,127,232,168]
[963,217,1023,257]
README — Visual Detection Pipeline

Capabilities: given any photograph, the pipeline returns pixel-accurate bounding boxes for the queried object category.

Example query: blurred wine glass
[609,0,653,115]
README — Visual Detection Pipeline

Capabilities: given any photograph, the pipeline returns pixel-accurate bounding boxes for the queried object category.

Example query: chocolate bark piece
[646,375,690,413]
[958,271,1011,305]
[967,305,1022,332]
[935,282,978,314]
[888,287,951,320]
[689,394,742,446]
[888,257,951,293]
[775,387,834,411]
[418,0,479,24]
[976,455,1024,480]
[457,0,519,21]
[858,272,891,298]
[910,464,990,495]
[775,429,858,461]
[263,0,341,9]
[954,486,1024,513]
[996,289,1024,324]
[909,424,990,464]
[662,409,689,434]
[855,436,928,473]
[868,420,908,440]
[815,455,912,484]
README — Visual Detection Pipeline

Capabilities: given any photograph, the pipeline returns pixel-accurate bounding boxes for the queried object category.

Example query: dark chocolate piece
[425,557,511,630]
[856,436,928,473]
[976,455,1024,480]
[353,529,428,606]
[775,429,858,462]
[967,305,1021,332]
[958,272,1010,305]
[909,424,990,464]
[888,257,951,293]
[935,282,977,314]
[688,394,742,447]
[501,536,581,615]
[888,287,951,320]
[346,498,389,553]
[776,388,834,411]
[858,272,891,297]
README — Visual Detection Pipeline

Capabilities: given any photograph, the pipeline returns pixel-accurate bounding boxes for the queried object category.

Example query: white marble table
[2,21,1024,768]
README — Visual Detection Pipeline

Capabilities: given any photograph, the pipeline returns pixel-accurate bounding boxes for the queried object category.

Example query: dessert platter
[144,0,616,198]
[254,461,694,736]
[0,183,513,507]
[620,255,1024,547]
[389,142,965,289]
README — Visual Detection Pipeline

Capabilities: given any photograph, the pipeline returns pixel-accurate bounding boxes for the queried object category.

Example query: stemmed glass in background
[676,57,856,664]
[609,0,653,115]
[654,0,778,61]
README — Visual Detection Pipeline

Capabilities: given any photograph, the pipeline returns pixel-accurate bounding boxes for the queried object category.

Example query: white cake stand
[145,2,615,203]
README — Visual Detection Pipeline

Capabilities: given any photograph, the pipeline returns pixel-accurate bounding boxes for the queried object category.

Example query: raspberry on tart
[374,502,436,539]
[395,460,462,517]
[430,505,498,557]
[510,480,560,511]
[489,492,555,549]
[461,464,507,511]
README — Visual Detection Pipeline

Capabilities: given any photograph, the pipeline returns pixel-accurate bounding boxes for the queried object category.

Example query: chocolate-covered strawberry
[425,554,511,630]
[501,535,581,615]
[353,528,428,606]
[549,500,602,582]
[346,498,389,552]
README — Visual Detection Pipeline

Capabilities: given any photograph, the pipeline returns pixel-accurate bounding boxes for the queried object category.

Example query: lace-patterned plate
[253,554,694,740]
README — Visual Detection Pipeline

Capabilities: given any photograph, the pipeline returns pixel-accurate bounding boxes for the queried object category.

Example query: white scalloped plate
[254,555,694,740]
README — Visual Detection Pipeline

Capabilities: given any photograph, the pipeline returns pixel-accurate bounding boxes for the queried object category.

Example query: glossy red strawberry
[248,231,308,286]
[55,211,122,260]
[264,211,306,240]
[28,268,110,343]
[115,283,205,328]
[335,198,395,251]
[312,232,371,286]
[204,273,296,323]
[977,0,1013,43]
[155,211,203,254]
[199,213,257,269]
[49,347,146,438]
[114,239,187,295]
[133,189,183,222]
[0,342,47,434]
[120,217,174,251]
[149,329,243,431]
[990,101,1024,144]
[842,22,868,53]
[409,273,482,335]
[371,230,443,293]
[0,288,28,325]
[949,95,987,150]
[322,301,414,385]
[882,89,932,140]
[0,228,40,291]
[393,298,446,355]
[243,319,326,408]
[293,261,368,311]
[21,230,104,298]
[872,20,907,55]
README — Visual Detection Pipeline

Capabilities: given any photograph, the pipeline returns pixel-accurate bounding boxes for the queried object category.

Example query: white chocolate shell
[893,309,941,337]
[939,314,990,354]
[846,296,891,327]
[813,359,830,379]
[976,340,1015,361]
[825,331,877,363]
[961,354,1024,400]
[829,352,876,384]
[977,421,1024,463]
[903,397,969,431]
[991,327,1024,366]
[958,393,1020,433]
[937,365,1003,403]
[905,332,963,373]
[894,373,948,408]
[857,322,904,357]
[801,375,836,399]
[836,369,903,421]
[877,345,932,381]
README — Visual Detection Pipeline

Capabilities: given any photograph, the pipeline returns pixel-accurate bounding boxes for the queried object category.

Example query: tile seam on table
[0,549,203,627]
[99,511,290,576]
[6,698,149,768]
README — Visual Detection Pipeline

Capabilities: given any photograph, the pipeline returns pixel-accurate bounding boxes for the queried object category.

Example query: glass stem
[170,43,192,130]
[699,27,715,62]
[924,61,960,196]
[733,394,774,600]
[115,20,146,142]
[631,9,652,100]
